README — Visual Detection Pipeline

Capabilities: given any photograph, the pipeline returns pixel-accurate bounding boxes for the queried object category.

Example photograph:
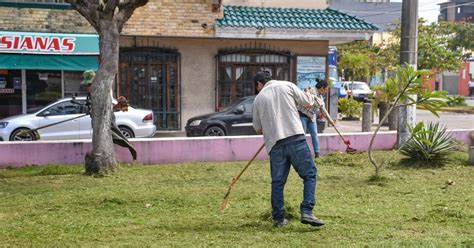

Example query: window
[217,49,290,109]
[44,101,83,116]
[64,71,87,97]
[26,70,62,111]
[0,69,22,118]
[119,48,181,130]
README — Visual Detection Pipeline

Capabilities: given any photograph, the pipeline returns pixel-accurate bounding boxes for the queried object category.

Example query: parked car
[342,81,373,101]
[185,95,326,137]
[0,97,156,141]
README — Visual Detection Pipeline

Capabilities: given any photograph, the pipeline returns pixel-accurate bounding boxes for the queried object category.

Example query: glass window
[64,71,87,97]
[217,50,291,109]
[42,101,84,116]
[0,69,22,119]
[243,100,254,114]
[26,70,62,111]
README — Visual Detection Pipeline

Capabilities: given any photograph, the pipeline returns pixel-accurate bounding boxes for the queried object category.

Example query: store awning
[0,54,99,71]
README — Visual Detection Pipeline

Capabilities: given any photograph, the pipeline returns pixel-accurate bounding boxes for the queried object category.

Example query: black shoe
[273,218,289,228]
[301,213,325,226]
[314,152,320,159]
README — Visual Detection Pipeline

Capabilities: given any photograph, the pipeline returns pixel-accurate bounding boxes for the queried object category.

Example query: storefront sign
[0,88,14,94]
[296,56,326,90]
[0,31,99,55]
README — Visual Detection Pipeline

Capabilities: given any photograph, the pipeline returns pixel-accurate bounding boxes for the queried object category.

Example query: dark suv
[185,96,326,137]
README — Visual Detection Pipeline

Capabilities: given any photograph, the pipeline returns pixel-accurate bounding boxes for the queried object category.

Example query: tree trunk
[85,19,120,175]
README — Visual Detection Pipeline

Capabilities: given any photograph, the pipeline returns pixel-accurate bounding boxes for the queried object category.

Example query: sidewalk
[324,109,474,134]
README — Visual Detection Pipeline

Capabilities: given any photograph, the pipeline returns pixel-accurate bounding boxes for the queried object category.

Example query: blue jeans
[269,139,317,221]
[300,115,319,154]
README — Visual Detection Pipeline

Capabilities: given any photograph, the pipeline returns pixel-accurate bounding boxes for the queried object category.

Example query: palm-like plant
[400,122,455,162]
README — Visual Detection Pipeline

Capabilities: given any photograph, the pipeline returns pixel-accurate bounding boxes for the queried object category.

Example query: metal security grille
[216,46,291,110]
[119,48,180,130]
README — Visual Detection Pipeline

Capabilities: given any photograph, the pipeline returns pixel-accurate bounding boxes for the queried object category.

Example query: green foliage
[0,151,472,246]
[337,41,388,81]
[400,122,456,163]
[338,52,370,82]
[385,19,466,71]
[446,95,467,107]
[387,65,448,117]
[338,97,362,118]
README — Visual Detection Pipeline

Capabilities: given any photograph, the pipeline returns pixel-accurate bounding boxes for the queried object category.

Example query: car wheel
[119,126,135,139]
[204,126,225,136]
[10,128,38,141]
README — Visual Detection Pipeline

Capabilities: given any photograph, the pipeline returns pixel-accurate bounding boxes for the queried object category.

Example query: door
[119,49,180,130]
[37,100,83,140]
[227,98,255,135]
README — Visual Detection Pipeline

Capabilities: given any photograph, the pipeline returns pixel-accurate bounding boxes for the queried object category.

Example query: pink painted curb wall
[0,129,472,168]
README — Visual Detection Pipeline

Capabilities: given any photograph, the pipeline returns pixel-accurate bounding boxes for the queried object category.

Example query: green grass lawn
[0,151,473,247]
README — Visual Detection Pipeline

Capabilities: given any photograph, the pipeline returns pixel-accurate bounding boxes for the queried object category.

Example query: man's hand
[255,129,263,135]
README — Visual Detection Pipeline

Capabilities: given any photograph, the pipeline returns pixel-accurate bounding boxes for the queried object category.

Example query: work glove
[114,96,129,112]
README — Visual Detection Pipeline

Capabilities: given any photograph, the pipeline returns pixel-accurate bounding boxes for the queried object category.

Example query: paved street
[325,109,474,134]
[325,98,474,134]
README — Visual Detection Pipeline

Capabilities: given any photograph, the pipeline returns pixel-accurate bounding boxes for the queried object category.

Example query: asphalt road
[324,103,474,134]
[324,109,473,134]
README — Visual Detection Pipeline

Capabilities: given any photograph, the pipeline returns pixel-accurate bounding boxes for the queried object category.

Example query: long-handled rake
[315,96,357,154]
[220,143,265,211]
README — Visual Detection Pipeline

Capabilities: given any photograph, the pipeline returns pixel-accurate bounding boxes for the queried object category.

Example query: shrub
[446,95,467,107]
[400,122,456,162]
[338,98,362,119]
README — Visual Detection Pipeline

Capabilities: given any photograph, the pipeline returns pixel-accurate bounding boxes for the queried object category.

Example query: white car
[0,97,156,141]
[342,81,373,101]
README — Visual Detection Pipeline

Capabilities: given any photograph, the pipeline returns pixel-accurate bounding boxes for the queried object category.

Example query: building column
[21,69,26,114]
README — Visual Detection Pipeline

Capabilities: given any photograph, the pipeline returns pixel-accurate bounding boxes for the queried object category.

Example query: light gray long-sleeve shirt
[252,80,313,154]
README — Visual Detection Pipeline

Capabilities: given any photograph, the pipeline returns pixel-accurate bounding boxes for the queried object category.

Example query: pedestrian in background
[297,86,320,158]
[469,79,474,96]
[252,71,325,228]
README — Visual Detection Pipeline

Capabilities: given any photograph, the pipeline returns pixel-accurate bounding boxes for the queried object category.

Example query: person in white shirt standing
[252,71,325,228]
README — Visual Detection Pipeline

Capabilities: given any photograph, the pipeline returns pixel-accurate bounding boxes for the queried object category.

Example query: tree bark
[85,19,120,175]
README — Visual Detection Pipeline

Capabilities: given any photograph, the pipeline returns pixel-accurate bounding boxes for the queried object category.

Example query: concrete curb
[0,129,472,168]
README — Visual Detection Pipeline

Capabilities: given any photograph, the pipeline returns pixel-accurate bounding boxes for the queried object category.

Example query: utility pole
[398,0,418,147]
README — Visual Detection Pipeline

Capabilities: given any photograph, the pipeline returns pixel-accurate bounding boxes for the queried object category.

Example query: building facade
[0,0,377,133]
[438,0,474,23]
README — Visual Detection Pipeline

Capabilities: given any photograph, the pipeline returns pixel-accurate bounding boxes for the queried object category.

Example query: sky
[391,0,443,23]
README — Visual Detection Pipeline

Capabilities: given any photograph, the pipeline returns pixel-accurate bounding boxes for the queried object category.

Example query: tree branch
[104,0,119,16]
[114,0,149,32]
[65,0,100,32]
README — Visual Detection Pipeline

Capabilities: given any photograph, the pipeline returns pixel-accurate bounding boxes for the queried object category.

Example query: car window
[352,84,369,90]
[243,100,254,114]
[44,101,85,116]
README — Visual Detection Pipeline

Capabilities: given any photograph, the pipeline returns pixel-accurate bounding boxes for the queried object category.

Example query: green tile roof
[216,5,379,31]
